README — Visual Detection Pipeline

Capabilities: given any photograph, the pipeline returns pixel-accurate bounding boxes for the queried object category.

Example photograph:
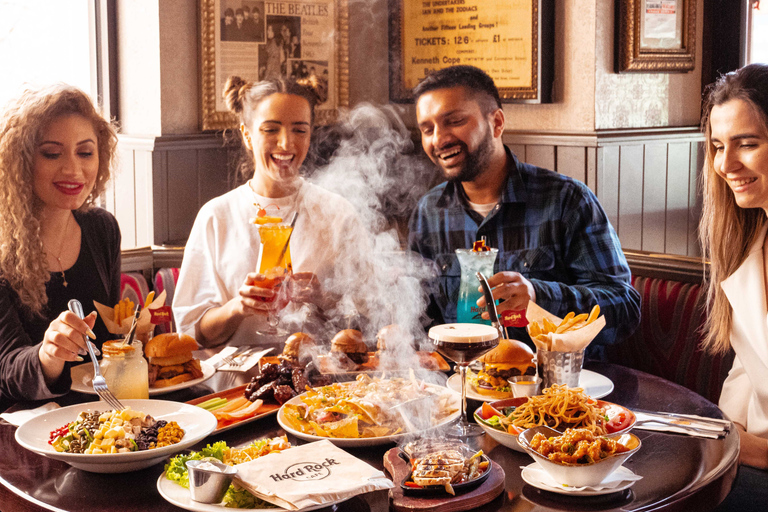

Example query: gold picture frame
[388,0,554,103]
[617,0,696,72]
[200,0,349,131]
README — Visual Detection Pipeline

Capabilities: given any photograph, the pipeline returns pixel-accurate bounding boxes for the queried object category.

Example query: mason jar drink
[101,340,150,399]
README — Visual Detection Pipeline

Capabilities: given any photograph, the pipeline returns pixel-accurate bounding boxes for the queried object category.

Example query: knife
[476,272,508,340]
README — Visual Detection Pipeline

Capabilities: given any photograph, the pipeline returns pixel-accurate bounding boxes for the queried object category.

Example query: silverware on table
[212,346,254,370]
[225,347,258,368]
[634,418,727,437]
[67,300,125,411]
[634,410,731,429]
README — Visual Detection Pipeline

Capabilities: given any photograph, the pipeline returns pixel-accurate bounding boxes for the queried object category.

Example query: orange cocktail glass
[254,215,293,328]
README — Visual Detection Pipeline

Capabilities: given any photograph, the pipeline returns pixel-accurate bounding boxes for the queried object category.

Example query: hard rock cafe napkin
[633,411,730,439]
[232,439,394,510]
[1,403,60,427]
[522,463,642,492]
[525,301,606,352]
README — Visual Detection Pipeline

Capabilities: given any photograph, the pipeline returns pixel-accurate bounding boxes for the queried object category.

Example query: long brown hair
[700,64,768,354]
[223,75,321,181]
[0,85,118,314]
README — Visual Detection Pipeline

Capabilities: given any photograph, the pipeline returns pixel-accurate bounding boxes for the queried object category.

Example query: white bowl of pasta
[518,425,641,487]
[473,385,636,453]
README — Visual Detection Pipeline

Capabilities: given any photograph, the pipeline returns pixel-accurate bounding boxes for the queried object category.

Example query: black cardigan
[0,208,121,411]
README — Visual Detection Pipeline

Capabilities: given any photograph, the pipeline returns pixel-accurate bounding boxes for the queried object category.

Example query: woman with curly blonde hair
[0,84,121,411]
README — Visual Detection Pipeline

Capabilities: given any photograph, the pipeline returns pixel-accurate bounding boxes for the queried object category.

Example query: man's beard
[438,126,495,183]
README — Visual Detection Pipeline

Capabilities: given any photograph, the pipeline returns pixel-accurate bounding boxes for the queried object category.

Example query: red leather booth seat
[606,275,735,404]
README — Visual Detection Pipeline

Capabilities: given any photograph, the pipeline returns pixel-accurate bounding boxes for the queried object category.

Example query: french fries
[113,297,135,326]
[528,305,600,346]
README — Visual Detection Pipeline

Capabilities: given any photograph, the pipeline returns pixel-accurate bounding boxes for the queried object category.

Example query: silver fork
[226,347,257,368]
[68,300,125,411]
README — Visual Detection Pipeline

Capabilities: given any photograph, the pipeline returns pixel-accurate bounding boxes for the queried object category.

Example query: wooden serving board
[383,448,505,512]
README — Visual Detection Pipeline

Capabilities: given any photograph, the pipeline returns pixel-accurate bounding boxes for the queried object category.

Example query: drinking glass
[429,323,499,437]
[455,248,498,325]
[255,221,293,334]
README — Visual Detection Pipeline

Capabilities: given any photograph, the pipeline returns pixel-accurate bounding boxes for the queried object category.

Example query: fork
[225,347,258,369]
[68,300,125,411]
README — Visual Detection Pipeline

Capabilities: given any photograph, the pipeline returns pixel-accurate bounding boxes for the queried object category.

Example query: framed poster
[388,0,554,103]
[617,0,696,72]
[201,0,349,130]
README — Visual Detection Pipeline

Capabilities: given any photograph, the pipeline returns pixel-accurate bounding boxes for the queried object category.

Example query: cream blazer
[720,224,768,436]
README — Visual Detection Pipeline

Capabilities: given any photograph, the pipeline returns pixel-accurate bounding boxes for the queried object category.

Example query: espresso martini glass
[429,323,499,437]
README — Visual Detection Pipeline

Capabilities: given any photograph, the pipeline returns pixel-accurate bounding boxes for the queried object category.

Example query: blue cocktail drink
[456,247,498,324]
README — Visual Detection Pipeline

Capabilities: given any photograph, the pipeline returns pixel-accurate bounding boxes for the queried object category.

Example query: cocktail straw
[275,211,298,267]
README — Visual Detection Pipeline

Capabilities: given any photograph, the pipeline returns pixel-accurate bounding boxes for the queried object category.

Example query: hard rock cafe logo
[269,457,339,482]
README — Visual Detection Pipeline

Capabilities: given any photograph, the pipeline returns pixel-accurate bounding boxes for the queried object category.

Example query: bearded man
[408,65,640,359]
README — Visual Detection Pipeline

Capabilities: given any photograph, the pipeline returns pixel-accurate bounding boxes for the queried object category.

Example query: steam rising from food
[275,103,441,383]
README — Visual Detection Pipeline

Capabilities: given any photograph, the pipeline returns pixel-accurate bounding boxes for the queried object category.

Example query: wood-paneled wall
[110,128,705,258]
[504,127,704,257]
[106,134,240,248]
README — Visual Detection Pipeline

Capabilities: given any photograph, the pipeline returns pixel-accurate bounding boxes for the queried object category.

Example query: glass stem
[458,363,469,426]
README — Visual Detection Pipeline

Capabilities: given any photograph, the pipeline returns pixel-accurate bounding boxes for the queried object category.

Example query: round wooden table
[0,360,738,512]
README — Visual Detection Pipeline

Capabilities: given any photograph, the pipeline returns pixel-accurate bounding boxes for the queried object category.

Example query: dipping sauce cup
[186,459,237,504]
[508,375,541,398]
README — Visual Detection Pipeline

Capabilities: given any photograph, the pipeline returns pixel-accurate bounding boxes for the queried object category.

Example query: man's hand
[477,271,536,319]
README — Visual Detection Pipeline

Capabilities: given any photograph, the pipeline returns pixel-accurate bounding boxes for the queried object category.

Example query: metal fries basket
[536,348,585,389]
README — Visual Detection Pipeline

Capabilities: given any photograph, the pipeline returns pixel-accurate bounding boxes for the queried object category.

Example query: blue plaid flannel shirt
[408,148,640,360]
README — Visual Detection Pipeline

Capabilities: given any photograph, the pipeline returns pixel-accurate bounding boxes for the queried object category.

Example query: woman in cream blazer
[700,64,768,511]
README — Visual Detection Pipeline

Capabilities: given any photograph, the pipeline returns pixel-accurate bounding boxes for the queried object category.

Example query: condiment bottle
[101,340,149,399]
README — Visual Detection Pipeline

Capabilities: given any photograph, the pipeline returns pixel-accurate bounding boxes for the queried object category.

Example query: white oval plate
[521,463,639,496]
[447,369,614,401]
[15,399,216,473]
[157,473,347,512]
[71,361,215,396]
[277,383,461,447]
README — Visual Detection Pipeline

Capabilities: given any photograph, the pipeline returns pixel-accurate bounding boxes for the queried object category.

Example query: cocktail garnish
[253,203,282,224]
[472,239,490,252]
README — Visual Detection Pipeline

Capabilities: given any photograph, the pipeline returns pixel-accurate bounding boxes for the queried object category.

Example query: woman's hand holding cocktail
[238,271,286,313]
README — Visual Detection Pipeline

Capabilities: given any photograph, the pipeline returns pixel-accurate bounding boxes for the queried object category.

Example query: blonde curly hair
[0,85,118,314]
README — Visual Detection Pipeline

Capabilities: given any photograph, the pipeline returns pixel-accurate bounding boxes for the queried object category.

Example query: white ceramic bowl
[518,426,641,487]
[15,399,217,473]
[473,397,637,454]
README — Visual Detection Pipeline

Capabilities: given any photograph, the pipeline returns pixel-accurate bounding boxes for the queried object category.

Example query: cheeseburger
[471,338,535,398]
[144,333,203,388]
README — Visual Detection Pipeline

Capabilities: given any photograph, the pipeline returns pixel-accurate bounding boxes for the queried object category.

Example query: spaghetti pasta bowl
[518,426,641,487]
[473,396,636,454]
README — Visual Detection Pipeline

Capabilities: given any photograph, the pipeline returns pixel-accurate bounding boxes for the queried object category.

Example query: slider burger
[330,329,369,369]
[375,324,407,357]
[279,332,316,366]
[470,338,535,399]
[144,333,203,388]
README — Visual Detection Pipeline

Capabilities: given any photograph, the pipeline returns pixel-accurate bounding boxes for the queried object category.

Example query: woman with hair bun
[699,63,768,511]
[173,76,361,348]
[0,85,121,411]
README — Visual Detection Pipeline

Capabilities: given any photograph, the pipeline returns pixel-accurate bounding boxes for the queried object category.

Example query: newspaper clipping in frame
[214,0,337,120]
[397,0,541,100]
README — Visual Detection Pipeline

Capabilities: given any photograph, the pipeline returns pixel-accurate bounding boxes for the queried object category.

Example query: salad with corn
[48,407,184,454]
